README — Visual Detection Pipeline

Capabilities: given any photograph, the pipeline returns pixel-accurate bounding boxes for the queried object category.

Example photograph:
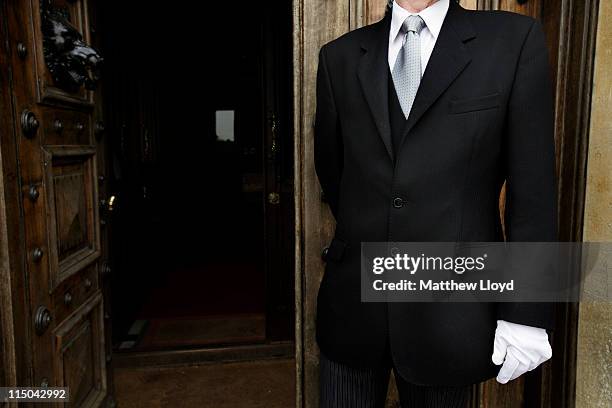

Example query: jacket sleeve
[497,19,558,331]
[314,45,343,219]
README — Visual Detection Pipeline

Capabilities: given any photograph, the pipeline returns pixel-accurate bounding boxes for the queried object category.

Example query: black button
[393,197,404,208]
[321,246,329,261]
[390,247,400,257]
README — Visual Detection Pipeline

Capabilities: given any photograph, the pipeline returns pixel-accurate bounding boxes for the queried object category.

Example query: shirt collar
[389,0,450,41]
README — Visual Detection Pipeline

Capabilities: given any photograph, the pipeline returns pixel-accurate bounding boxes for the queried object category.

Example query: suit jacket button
[393,197,404,208]
[321,246,329,261]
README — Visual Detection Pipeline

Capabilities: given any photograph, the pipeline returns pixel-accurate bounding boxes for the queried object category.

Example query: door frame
[543,0,600,406]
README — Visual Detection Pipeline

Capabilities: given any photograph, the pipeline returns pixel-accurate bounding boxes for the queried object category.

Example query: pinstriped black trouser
[319,352,470,408]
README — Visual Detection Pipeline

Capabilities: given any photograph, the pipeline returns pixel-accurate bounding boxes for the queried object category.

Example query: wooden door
[0,0,113,406]
[261,0,296,342]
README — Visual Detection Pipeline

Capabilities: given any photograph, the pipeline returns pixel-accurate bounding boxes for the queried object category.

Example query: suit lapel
[358,15,394,161]
[399,1,476,148]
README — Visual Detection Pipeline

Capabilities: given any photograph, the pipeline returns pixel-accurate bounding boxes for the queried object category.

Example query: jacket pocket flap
[450,93,501,114]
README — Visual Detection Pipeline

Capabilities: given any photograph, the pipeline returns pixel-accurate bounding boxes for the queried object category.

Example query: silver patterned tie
[392,15,426,119]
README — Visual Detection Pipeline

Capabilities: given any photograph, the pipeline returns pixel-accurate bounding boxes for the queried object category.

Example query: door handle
[267,192,280,205]
[100,195,118,212]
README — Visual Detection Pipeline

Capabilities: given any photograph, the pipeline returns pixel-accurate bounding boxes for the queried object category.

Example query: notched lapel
[399,2,476,148]
[358,16,394,161]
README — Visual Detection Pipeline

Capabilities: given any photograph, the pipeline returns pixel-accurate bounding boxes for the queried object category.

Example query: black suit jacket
[314,1,557,386]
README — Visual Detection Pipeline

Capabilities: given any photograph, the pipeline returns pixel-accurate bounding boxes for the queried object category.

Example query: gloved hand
[492,320,552,384]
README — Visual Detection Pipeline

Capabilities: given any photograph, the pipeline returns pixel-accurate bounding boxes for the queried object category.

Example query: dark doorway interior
[98,1,294,352]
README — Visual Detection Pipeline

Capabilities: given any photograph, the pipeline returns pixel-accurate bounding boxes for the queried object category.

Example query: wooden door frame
[543,0,600,406]
[293,0,600,407]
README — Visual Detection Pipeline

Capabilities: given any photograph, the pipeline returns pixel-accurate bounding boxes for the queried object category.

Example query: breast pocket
[449,92,501,114]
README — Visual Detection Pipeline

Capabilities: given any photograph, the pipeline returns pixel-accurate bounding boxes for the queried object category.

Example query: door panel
[41,109,92,145]
[53,293,106,407]
[50,264,99,325]
[43,146,100,288]
[2,0,111,405]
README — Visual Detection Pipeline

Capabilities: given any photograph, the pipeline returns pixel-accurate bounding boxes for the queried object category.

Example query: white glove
[492,320,552,384]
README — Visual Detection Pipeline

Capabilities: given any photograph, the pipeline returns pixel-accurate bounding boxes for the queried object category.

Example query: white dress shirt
[388,0,450,74]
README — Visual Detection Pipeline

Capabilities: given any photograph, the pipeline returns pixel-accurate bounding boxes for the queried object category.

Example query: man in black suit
[314,0,557,406]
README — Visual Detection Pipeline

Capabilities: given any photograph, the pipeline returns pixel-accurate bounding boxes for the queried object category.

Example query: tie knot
[402,15,425,34]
